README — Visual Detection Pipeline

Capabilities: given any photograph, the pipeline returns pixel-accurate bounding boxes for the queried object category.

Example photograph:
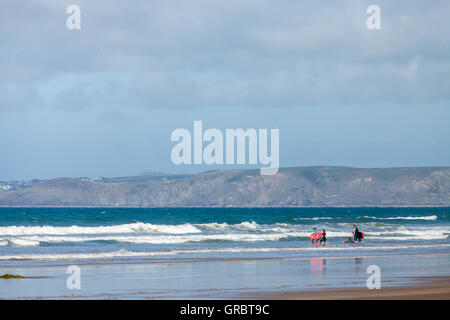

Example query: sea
[1,207,449,266]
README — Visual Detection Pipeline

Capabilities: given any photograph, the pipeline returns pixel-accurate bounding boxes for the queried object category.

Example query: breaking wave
[0,219,448,247]
[360,215,438,221]
[0,223,201,236]
[294,217,334,221]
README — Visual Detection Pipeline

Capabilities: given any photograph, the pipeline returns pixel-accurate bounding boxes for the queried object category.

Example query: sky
[1,0,450,180]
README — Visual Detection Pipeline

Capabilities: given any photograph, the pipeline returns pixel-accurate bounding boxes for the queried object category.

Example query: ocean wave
[197,221,260,231]
[1,244,450,261]
[2,225,448,246]
[370,226,449,239]
[2,233,301,245]
[360,215,438,221]
[0,223,201,236]
[293,217,334,221]
[0,249,176,260]
[0,219,448,246]
[0,239,40,246]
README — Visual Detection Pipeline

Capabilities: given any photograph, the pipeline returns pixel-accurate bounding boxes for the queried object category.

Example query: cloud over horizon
[1,0,450,180]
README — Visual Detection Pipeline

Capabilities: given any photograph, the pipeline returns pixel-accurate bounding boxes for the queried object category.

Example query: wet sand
[1,254,449,299]
[236,276,450,300]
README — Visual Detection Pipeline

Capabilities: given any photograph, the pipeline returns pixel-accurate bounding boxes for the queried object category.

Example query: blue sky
[1,0,450,180]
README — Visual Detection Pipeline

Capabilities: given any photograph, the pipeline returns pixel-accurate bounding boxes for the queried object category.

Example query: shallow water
[1,207,449,299]
[0,207,449,265]
[1,253,449,299]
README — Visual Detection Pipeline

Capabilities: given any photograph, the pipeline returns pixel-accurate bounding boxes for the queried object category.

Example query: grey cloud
[1,0,450,111]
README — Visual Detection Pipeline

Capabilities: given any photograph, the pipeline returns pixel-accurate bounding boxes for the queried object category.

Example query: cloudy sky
[1,0,449,180]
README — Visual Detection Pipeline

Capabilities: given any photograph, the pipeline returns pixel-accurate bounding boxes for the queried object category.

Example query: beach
[0,207,449,299]
[1,253,449,299]
[237,276,450,300]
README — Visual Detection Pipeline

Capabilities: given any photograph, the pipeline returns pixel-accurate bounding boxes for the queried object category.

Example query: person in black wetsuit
[319,229,327,244]
[352,225,362,242]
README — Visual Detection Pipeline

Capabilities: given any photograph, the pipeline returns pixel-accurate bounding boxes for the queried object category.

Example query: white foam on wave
[294,217,333,221]
[0,218,448,247]
[0,248,176,260]
[6,232,301,245]
[361,215,438,221]
[2,224,448,246]
[238,221,259,229]
[368,226,450,240]
[198,221,343,235]
[0,223,201,236]
[1,244,449,261]
[198,222,229,231]
[197,221,260,231]
[0,239,41,246]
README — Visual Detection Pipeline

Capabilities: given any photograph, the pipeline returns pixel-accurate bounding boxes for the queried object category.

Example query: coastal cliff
[1,166,449,207]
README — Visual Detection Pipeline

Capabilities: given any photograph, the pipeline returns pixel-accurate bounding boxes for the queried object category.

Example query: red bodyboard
[310,232,323,240]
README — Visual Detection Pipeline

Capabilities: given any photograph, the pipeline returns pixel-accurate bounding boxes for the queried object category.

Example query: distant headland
[0,166,449,207]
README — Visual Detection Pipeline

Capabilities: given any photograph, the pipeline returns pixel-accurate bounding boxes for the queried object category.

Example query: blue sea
[1,207,449,266]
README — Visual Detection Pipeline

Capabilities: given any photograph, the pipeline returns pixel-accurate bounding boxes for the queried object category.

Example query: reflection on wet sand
[353,257,364,273]
[310,258,326,277]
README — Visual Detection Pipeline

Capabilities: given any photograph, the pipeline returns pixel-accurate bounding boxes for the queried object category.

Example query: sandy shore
[2,255,449,299]
[236,276,450,300]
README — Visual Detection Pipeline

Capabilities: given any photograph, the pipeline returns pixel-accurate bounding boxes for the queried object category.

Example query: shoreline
[1,255,449,299]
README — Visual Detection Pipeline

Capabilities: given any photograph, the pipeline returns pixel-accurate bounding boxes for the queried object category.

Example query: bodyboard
[310,232,323,240]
